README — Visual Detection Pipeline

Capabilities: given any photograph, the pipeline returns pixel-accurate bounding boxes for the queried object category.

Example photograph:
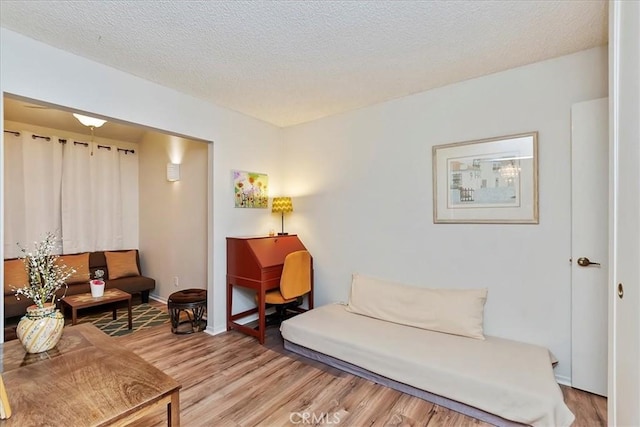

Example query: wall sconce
[272,197,293,235]
[167,163,181,182]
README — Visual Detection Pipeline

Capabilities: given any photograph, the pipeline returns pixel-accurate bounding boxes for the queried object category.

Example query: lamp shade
[73,113,107,128]
[272,197,293,213]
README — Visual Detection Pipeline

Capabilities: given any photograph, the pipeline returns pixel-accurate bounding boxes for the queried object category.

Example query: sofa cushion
[346,273,488,340]
[4,259,29,296]
[107,276,155,294]
[105,250,140,279]
[57,253,90,284]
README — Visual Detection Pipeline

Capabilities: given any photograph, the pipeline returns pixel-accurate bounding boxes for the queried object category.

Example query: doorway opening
[2,94,213,341]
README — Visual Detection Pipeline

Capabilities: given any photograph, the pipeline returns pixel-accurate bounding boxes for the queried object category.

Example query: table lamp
[272,197,293,235]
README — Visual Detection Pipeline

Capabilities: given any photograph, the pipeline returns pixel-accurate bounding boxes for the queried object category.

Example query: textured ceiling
[0,1,608,127]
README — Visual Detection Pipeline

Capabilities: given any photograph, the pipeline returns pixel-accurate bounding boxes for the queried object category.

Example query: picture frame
[233,170,269,208]
[432,132,538,224]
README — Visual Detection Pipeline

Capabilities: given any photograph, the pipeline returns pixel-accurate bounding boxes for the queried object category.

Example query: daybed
[280,274,574,427]
[4,249,155,319]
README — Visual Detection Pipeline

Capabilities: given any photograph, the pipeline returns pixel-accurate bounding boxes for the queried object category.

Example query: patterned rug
[78,303,170,337]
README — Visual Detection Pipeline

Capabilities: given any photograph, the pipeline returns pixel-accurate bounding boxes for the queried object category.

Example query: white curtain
[3,132,26,258]
[118,149,138,250]
[90,144,123,250]
[3,132,63,256]
[4,130,138,255]
[62,142,138,252]
[61,140,93,253]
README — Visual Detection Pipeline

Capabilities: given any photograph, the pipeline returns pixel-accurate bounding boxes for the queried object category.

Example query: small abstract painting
[233,170,269,208]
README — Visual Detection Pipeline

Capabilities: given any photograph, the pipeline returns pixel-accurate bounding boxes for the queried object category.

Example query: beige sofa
[281,274,575,427]
[4,249,155,319]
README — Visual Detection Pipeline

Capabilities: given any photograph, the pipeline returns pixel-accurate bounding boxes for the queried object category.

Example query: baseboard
[149,294,167,304]
[206,325,226,336]
[237,313,259,324]
[205,313,260,337]
[555,374,571,387]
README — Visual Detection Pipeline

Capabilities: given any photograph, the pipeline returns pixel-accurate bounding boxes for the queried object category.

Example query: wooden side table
[60,288,132,329]
[0,323,181,426]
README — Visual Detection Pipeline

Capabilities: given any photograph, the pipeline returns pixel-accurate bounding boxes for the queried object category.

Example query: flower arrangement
[92,269,105,283]
[13,232,75,309]
[89,269,106,297]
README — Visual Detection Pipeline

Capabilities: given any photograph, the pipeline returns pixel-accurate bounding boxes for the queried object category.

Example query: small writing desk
[226,235,313,344]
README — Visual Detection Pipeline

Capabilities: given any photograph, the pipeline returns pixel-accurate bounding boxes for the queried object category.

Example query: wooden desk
[0,323,181,426]
[226,235,313,344]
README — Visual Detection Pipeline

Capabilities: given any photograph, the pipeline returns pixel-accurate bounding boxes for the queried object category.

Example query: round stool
[168,288,207,334]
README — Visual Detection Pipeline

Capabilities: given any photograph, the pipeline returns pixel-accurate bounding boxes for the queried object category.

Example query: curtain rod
[96,144,135,155]
[4,129,136,155]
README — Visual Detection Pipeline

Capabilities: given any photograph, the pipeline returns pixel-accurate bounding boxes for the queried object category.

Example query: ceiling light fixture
[73,113,107,128]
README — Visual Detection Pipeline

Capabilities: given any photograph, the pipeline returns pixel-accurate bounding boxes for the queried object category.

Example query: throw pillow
[56,253,90,284]
[105,250,140,279]
[3,259,29,296]
[346,273,488,340]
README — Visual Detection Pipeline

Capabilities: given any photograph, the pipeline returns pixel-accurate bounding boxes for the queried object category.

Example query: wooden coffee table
[0,323,181,426]
[60,288,133,329]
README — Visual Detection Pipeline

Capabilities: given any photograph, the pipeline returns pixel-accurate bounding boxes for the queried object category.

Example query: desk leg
[127,298,133,330]
[72,308,78,326]
[168,390,180,426]
[257,286,266,345]
[226,279,233,331]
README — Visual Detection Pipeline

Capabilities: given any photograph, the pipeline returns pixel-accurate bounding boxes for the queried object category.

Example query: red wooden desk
[226,235,313,344]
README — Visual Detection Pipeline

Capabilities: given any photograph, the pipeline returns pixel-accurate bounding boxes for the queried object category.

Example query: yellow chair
[263,250,312,325]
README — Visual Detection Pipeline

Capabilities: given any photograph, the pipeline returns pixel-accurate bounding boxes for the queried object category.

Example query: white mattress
[280,303,574,427]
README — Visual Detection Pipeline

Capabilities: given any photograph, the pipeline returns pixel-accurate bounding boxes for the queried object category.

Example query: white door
[571,98,608,396]
[609,1,640,424]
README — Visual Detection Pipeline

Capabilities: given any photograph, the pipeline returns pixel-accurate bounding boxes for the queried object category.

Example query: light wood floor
[118,320,607,427]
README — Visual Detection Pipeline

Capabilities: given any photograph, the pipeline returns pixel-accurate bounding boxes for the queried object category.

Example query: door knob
[618,283,624,299]
[577,257,601,267]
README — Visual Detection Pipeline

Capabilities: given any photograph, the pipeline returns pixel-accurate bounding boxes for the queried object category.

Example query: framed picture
[233,170,269,208]
[432,132,538,224]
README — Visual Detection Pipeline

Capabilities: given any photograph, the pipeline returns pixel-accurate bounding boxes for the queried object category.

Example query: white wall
[138,131,208,301]
[0,28,284,337]
[282,47,608,381]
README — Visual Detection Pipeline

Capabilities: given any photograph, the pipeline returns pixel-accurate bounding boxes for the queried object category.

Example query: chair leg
[265,305,283,326]
[264,298,306,327]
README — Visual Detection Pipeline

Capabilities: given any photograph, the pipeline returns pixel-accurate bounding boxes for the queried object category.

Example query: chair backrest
[280,250,311,300]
